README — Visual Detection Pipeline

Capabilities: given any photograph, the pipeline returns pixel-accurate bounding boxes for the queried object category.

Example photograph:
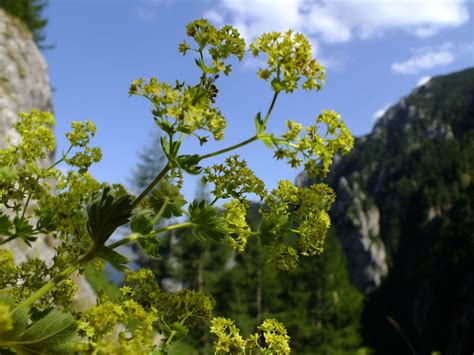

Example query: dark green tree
[0,0,48,46]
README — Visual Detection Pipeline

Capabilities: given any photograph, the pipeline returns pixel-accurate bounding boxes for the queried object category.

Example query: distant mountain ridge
[300,67,474,354]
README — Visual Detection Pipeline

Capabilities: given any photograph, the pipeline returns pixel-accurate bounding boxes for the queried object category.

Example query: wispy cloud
[203,0,469,44]
[392,41,473,75]
[202,0,469,71]
[391,42,462,75]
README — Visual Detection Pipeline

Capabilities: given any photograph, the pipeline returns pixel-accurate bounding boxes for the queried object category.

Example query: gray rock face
[0,10,52,146]
[0,9,96,310]
[332,177,387,293]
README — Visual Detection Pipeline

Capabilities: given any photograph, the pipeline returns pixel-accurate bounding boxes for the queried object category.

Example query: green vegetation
[0,19,353,353]
[0,0,48,46]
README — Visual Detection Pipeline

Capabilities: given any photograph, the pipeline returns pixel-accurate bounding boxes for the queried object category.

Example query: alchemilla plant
[0,19,353,354]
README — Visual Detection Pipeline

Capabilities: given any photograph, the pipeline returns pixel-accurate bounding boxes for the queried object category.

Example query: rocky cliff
[0,9,96,310]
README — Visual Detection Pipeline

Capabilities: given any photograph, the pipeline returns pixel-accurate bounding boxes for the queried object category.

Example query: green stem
[151,198,169,225]
[20,194,32,220]
[47,145,73,170]
[108,222,194,250]
[107,233,140,250]
[0,236,17,245]
[165,330,176,346]
[199,135,258,161]
[154,221,194,234]
[132,163,171,208]
[262,91,279,126]
[198,91,280,161]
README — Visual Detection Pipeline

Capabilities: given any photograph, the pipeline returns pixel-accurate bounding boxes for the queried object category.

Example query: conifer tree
[0,0,48,46]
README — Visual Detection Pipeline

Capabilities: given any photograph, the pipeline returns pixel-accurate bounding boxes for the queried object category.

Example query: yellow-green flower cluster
[274,110,354,178]
[11,110,55,163]
[250,30,325,93]
[202,155,267,201]
[121,269,215,343]
[0,249,78,311]
[210,317,290,354]
[0,111,102,248]
[210,317,246,353]
[64,120,102,173]
[261,180,335,270]
[253,318,291,354]
[223,199,251,252]
[38,171,100,240]
[182,18,246,76]
[78,299,157,355]
[130,77,227,141]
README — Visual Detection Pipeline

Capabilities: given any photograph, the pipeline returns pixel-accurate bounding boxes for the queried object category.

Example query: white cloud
[391,43,455,74]
[204,9,225,25]
[203,0,469,44]
[416,76,432,87]
[373,104,391,121]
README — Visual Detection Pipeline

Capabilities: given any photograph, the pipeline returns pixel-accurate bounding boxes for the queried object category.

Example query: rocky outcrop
[332,177,387,293]
[0,10,52,146]
[0,9,96,310]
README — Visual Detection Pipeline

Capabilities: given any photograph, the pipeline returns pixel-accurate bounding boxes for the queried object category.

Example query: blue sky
[43,0,473,202]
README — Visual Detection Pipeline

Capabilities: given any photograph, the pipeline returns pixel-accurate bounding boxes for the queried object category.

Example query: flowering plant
[0,19,353,354]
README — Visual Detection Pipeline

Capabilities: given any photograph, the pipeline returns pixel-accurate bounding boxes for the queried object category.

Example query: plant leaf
[0,297,28,340]
[138,236,161,259]
[96,246,129,272]
[8,310,76,354]
[259,133,276,150]
[87,186,133,246]
[149,182,186,219]
[0,213,13,237]
[188,199,228,243]
[130,209,154,236]
[12,217,35,246]
[254,112,264,135]
[177,154,202,175]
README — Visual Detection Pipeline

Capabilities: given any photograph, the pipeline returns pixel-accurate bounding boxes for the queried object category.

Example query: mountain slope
[308,68,474,354]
